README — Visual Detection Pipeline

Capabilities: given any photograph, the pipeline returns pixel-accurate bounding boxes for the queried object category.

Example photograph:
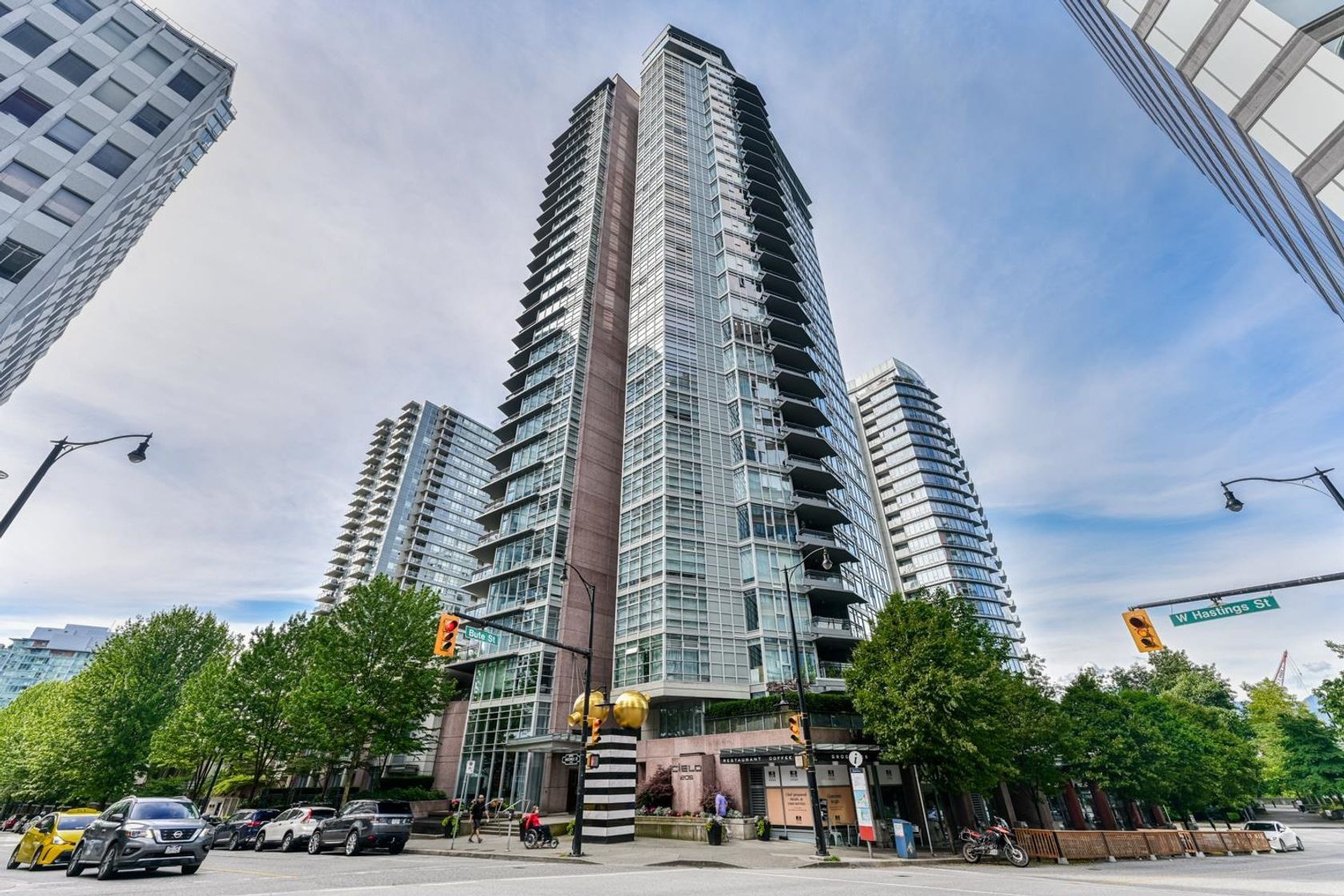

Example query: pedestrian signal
[434,613,461,657]
[1123,609,1164,653]
[788,713,805,746]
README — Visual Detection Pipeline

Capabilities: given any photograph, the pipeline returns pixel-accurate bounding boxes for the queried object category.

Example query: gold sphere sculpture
[571,690,609,723]
[612,690,650,729]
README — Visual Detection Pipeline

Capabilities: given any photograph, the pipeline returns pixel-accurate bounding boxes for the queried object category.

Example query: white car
[1243,820,1304,852]
[254,807,337,852]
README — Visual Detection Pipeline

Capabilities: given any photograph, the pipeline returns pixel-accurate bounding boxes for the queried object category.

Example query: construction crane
[1273,650,1288,687]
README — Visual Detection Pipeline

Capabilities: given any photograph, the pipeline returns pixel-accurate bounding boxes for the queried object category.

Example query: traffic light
[589,717,602,746]
[787,713,805,746]
[1123,609,1164,653]
[434,613,461,657]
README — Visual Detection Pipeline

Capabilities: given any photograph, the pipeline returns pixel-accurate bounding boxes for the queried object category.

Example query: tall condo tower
[0,0,235,403]
[460,76,638,808]
[319,401,496,608]
[848,359,1024,660]
[612,27,891,735]
[1063,0,1344,323]
[0,622,108,706]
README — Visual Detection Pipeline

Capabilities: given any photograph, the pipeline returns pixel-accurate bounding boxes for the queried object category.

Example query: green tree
[290,576,458,802]
[845,590,1018,795]
[0,680,77,803]
[149,650,237,801]
[1001,656,1067,796]
[1110,649,1236,711]
[1314,640,1344,730]
[65,606,234,802]
[1278,713,1344,800]
[1245,679,1305,795]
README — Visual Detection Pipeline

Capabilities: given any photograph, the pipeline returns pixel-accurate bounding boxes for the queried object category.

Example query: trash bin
[891,819,916,858]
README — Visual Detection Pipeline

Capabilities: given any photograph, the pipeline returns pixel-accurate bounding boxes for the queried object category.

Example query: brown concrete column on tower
[1089,782,1119,830]
[1062,780,1088,830]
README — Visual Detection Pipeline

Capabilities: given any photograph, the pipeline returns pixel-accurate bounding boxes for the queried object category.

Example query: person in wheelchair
[521,805,556,847]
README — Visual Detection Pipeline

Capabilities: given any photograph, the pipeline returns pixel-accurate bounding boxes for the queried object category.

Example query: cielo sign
[1169,595,1279,627]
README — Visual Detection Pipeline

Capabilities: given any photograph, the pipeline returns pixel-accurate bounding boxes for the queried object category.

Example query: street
[2,820,1341,896]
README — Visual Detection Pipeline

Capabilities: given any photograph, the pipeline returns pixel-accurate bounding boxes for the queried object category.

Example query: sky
[0,0,1341,699]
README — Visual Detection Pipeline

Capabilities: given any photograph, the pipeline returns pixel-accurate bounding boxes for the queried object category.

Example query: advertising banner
[850,768,875,842]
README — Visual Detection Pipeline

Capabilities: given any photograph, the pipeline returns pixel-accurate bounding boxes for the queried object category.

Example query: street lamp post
[1221,467,1344,515]
[780,545,832,858]
[0,433,152,541]
[561,561,596,858]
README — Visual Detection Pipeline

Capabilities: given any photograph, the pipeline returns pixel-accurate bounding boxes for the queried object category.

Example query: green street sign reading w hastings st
[1169,595,1280,627]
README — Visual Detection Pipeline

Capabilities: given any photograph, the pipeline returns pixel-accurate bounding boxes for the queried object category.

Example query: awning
[717,743,880,765]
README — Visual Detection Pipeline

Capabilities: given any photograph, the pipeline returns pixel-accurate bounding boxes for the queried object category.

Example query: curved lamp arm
[1221,467,1344,513]
[0,433,153,541]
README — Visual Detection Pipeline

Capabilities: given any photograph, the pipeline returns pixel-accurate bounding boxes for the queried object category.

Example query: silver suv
[307,800,413,856]
[66,797,210,878]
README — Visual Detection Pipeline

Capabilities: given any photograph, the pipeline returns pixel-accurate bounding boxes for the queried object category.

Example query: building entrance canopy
[718,743,878,765]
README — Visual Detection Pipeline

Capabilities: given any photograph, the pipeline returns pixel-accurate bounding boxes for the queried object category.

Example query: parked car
[307,800,413,856]
[1243,820,1304,852]
[254,806,336,852]
[6,808,99,869]
[211,808,281,850]
[65,796,210,878]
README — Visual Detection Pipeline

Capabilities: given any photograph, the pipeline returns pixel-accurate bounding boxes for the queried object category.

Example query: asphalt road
[1,822,1340,896]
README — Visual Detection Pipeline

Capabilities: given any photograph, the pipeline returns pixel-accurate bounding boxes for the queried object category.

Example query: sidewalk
[405,832,965,869]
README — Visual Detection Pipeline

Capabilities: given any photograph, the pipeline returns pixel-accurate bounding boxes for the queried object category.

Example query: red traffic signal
[1123,609,1165,654]
[434,613,461,657]
[787,713,805,746]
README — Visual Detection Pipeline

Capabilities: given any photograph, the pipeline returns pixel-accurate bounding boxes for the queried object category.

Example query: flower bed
[633,815,757,843]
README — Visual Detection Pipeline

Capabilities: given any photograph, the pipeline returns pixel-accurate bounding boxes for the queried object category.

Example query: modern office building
[320,400,496,608]
[454,76,639,808]
[848,359,1024,660]
[0,0,235,404]
[1063,0,1344,322]
[318,400,495,777]
[0,622,107,706]
[613,26,892,730]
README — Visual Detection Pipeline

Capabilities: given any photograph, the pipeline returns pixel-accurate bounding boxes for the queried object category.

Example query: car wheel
[1297,838,1304,851]
[6,844,19,870]
[228,832,241,851]
[343,831,362,857]
[387,841,404,856]
[281,832,294,852]
[95,844,119,881]
[181,863,200,875]
[64,844,84,877]
[307,832,324,855]
[254,833,266,852]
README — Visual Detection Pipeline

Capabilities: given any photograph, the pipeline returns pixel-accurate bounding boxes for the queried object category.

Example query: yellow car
[6,809,99,870]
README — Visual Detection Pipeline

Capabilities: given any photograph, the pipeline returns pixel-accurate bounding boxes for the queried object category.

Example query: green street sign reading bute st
[1169,596,1280,627]
[463,627,500,645]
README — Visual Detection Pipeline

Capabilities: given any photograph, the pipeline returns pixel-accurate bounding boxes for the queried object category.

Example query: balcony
[782,420,835,460]
[785,455,841,494]
[816,661,853,681]
[793,490,848,528]
[778,392,828,429]
[811,616,861,646]
[767,314,812,350]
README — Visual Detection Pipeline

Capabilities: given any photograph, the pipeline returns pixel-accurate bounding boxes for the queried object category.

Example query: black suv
[308,800,413,856]
[66,797,209,878]
[211,808,281,850]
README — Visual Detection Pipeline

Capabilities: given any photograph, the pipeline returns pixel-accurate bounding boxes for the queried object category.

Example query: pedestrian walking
[714,790,727,818]
[469,794,487,843]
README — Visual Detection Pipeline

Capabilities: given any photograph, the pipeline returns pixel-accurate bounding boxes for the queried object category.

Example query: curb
[405,845,595,865]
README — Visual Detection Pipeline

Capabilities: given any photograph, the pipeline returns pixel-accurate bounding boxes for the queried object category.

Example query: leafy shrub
[636,765,673,809]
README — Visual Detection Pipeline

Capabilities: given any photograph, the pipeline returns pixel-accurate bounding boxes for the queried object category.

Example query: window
[0,89,52,126]
[53,0,99,23]
[41,187,91,225]
[0,4,11,15]
[0,161,45,202]
[88,141,134,177]
[0,238,43,283]
[3,22,55,57]
[49,51,98,85]
[91,78,134,111]
[130,102,170,136]
[45,116,94,152]
[132,46,169,76]
[167,70,204,100]
[94,19,135,51]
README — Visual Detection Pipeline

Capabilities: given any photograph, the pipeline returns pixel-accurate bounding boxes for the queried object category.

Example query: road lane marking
[238,867,669,896]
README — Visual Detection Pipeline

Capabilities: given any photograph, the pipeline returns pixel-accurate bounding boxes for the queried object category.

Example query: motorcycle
[960,817,1030,867]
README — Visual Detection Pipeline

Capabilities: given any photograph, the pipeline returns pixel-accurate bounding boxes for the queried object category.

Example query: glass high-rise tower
[459,76,639,807]
[848,359,1025,662]
[612,27,891,732]
[0,0,235,403]
[1063,0,1344,322]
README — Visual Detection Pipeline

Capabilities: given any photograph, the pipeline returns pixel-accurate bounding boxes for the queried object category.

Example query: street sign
[561,752,582,767]
[848,750,864,768]
[463,627,500,645]
[1169,595,1280,627]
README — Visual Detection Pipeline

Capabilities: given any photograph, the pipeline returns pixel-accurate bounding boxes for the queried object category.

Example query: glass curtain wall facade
[319,400,496,609]
[614,27,891,729]
[0,0,234,403]
[460,76,638,810]
[1063,0,1344,322]
[848,359,1024,662]
[0,622,108,706]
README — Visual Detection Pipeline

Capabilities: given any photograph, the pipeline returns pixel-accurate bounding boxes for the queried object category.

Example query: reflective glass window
[41,186,92,225]
[88,141,134,177]
[0,89,52,126]
[3,21,55,57]
[45,116,95,152]
[91,78,134,111]
[49,50,98,85]
[53,0,99,23]
[130,102,171,136]
[0,238,43,283]
[0,161,45,201]
[95,19,135,50]
[133,46,170,76]
[167,70,203,101]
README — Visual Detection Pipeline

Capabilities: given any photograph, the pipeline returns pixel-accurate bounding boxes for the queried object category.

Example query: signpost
[561,752,582,767]
[463,627,500,645]
[1169,595,1279,627]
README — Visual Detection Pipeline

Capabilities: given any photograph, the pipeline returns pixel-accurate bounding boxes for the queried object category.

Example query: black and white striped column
[583,731,636,843]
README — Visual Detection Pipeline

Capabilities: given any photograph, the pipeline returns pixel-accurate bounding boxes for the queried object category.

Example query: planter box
[633,816,757,843]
